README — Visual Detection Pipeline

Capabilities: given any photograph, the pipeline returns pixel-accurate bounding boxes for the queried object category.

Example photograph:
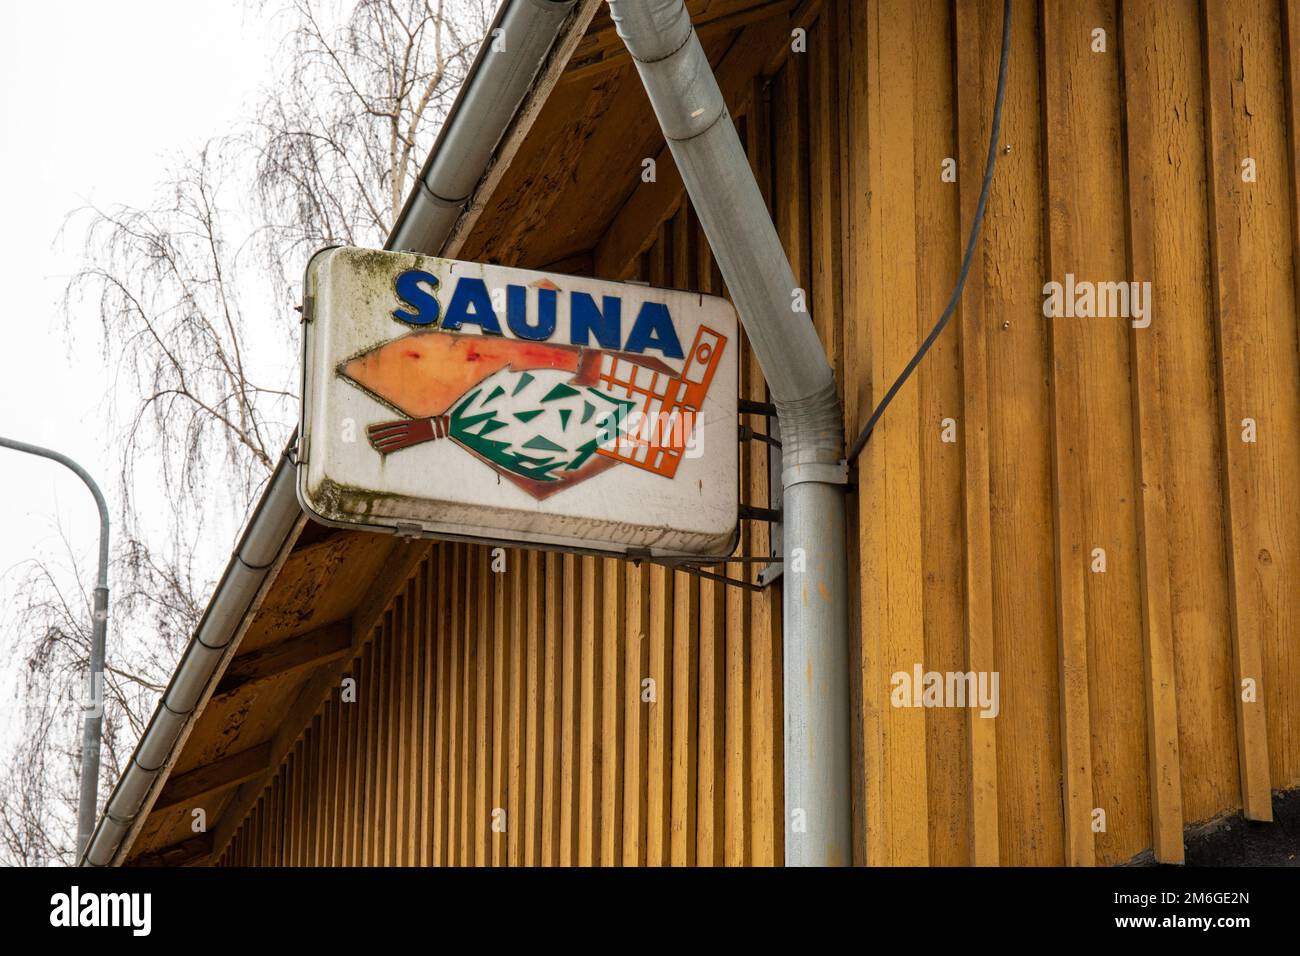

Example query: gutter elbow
[775,380,847,490]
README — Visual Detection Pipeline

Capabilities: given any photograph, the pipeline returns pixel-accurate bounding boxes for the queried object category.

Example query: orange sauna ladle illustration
[339,324,727,500]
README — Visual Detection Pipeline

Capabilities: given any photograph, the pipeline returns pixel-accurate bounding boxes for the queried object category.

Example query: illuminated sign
[298,247,739,557]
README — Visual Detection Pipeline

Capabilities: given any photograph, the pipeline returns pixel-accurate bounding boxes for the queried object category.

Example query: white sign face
[298,247,739,557]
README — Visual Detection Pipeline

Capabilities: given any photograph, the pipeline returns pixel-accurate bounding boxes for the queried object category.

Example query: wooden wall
[216,0,1300,867]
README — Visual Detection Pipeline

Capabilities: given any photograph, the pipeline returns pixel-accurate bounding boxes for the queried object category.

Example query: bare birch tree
[0,0,489,866]
[255,0,490,271]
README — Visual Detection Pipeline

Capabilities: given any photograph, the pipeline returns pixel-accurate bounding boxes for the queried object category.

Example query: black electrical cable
[846,0,1012,463]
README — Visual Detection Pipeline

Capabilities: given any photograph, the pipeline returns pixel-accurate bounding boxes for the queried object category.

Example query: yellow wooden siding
[216,0,1300,867]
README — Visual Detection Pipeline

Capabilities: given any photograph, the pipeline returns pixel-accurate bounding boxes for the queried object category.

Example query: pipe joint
[775,379,847,489]
[633,31,727,141]
[417,177,465,209]
[607,0,692,62]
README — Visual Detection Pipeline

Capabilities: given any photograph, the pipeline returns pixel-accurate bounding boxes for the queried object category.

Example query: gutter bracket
[286,435,307,468]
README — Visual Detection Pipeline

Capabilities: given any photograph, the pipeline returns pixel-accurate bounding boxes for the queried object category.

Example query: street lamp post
[0,436,109,861]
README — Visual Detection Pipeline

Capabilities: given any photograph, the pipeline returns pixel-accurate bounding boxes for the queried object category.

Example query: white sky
[0,2,284,724]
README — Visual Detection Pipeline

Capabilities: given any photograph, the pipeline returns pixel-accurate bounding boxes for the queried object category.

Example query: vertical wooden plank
[541,551,562,865]
[418,557,435,866]
[273,780,281,866]
[1058,0,1151,867]
[670,568,699,866]
[475,548,493,867]
[377,613,395,868]
[283,751,294,867]
[646,552,671,867]
[508,548,526,866]
[317,709,328,865]
[577,556,602,865]
[1118,0,1186,864]
[290,716,300,865]
[1201,0,1298,821]
[247,799,257,867]
[277,765,287,866]
[491,549,510,866]
[298,735,309,867]
[853,0,930,866]
[393,593,411,865]
[279,764,289,868]
[307,716,320,866]
[559,551,580,865]
[257,799,265,865]
[289,742,301,866]
[405,562,420,866]
[301,731,312,867]
[309,712,321,867]
[372,615,385,866]
[264,770,273,866]
[449,541,465,863]
[330,696,343,866]
[331,694,340,868]
[262,793,271,865]
[332,673,347,868]
[962,0,1066,867]
[318,709,329,866]
[266,782,274,867]
[332,667,346,865]
[1039,0,1098,866]
[432,546,452,865]
[459,546,477,865]
[953,0,1000,868]
[894,0,969,869]
[360,647,371,868]
[409,559,427,866]
[284,759,292,867]
[361,639,378,866]
[346,661,357,868]
[321,701,335,867]
[1289,0,1300,325]
[1289,0,1300,295]
[809,4,845,395]
[622,559,651,866]
[524,549,544,865]
[445,545,463,863]
[356,646,372,866]
[599,557,626,866]
[302,716,315,866]
[1283,0,1300,814]
[374,624,388,867]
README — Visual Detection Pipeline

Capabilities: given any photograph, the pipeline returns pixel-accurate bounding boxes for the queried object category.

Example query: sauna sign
[298,247,739,557]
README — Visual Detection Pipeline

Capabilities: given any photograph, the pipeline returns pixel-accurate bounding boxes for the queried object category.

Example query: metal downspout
[605,0,852,865]
[80,0,579,867]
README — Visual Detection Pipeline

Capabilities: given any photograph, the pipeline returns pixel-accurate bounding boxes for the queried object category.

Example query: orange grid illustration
[595,325,726,479]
